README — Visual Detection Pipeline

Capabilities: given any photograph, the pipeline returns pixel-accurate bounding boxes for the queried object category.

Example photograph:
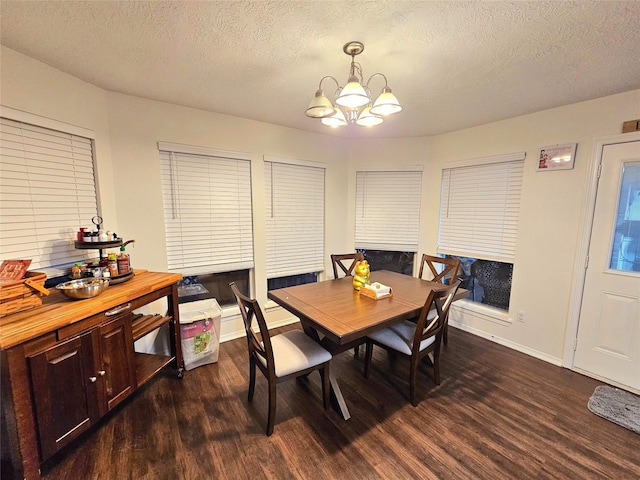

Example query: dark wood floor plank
[39,325,640,480]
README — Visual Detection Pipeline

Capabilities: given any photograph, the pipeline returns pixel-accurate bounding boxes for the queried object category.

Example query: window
[610,161,640,272]
[265,157,325,289]
[355,168,423,253]
[359,249,414,275]
[0,114,98,279]
[178,270,250,307]
[438,152,525,311]
[159,142,254,276]
[447,255,513,310]
[267,272,318,290]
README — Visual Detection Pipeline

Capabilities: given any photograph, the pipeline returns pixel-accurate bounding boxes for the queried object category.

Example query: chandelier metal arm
[317,75,341,92]
[317,75,343,101]
[363,72,389,90]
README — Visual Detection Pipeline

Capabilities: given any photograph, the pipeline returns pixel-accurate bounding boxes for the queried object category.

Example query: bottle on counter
[117,245,130,275]
[77,227,87,242]
[71,262,83,279]
[108,253,119,277]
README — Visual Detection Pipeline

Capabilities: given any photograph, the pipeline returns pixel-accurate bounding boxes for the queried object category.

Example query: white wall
[0,47,119,233]
[347,89,640,363]
[104,92,350,338]
[1,46,350,341]
[3,45,640,363]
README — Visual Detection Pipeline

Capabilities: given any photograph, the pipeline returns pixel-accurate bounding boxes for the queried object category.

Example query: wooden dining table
[267,270,468,420]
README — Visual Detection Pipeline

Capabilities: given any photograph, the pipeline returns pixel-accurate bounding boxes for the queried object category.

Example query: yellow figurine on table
[352,260,370,291]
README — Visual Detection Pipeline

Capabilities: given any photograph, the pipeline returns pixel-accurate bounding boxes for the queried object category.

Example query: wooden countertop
[0,271,182,350]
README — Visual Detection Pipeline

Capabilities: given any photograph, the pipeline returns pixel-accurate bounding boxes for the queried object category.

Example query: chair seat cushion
[261,329,332,377]
[368,320,436,355]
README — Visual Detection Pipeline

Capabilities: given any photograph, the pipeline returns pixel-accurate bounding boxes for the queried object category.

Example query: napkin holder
[359,282,393,300]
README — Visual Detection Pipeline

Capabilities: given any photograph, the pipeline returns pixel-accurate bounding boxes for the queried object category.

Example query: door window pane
[611,162,640,272]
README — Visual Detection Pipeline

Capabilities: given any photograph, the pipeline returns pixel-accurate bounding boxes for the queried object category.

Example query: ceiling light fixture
[305,41,402,128]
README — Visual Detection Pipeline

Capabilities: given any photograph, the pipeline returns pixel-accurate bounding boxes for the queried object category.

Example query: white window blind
[438,154,525,263]
[0,117,98,278]
[159,143,254,275]
[355,169,423,252]
[265,157,325,278]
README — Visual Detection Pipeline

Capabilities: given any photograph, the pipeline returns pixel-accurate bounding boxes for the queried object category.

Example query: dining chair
[363,281,461,406]
[230,282,332,436]
[330,252,365,279]
[418,254,461,345]
[418,254,461,285]
[330,252,366,357]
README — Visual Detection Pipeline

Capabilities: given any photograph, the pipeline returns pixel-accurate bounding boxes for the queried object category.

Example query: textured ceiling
[1,1,640,139]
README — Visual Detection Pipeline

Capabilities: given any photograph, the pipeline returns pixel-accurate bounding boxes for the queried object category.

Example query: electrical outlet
[517,310,527,323]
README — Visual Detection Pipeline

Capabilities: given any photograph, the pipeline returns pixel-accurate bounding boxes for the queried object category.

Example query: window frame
[0,107,99,279]
[264,155,325,282]
[438,151,525,319]
[438,151,525,263]
[354,166,423,253]
[158,141,254,276]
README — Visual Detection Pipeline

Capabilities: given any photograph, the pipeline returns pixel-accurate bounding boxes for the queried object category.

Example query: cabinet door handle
[98,370,106,376]
[89,376,97,383]
[105,303,131,316]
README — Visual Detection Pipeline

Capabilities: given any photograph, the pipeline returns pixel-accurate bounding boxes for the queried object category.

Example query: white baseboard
[572,367,640,395]
[449,320,563,367]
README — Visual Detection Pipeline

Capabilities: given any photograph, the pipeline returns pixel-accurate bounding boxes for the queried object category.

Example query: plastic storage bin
[179,298,221,371]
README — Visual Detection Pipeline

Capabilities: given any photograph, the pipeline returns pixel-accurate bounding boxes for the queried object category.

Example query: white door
[574,139,640,392]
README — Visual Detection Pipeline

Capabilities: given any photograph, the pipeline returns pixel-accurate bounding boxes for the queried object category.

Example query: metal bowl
[56,278,109,300]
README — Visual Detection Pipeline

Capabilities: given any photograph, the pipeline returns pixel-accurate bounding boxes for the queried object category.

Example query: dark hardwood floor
[39,325,640,479]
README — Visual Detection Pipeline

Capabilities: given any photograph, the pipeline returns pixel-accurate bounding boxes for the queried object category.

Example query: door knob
[89,376,97,383]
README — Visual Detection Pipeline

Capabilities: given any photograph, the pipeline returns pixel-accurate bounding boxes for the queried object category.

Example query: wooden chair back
[364,280,462,405]
[230,282,275,378]
[413,281,461,352]
[331,252,365,279]
[418,254,461,285]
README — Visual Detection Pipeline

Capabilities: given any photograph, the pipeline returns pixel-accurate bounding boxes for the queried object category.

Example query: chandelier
[305,41,402,128]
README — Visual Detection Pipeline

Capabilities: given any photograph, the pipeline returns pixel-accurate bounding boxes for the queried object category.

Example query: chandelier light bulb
[305,89,337,118]
[370,87,403,116]
[356,105,383,127]
[321,107,348,127]
[336,76,370,108]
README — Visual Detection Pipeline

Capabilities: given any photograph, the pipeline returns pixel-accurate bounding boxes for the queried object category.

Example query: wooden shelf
[131,313,172,341]
[134,352,175,387]
[74,240,123,249]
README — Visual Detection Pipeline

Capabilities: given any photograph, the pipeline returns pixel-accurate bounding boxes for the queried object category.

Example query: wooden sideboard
[0,271,184,480]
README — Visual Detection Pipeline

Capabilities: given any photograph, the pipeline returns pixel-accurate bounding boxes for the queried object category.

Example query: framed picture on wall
[537,143,577,171]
